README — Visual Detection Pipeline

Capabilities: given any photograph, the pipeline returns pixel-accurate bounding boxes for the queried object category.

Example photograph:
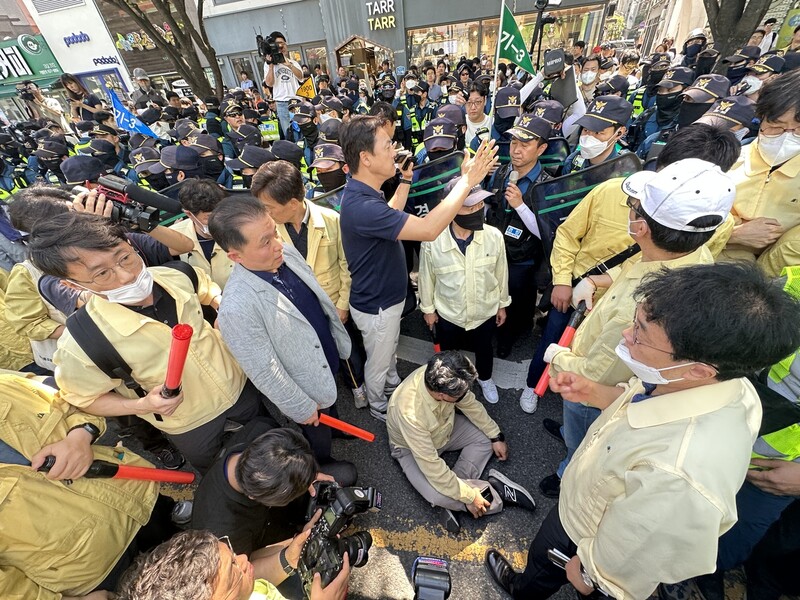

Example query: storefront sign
[367,0,397,30]
[0,35,62,85]
[64,32,91,47]
[93,56,121,66]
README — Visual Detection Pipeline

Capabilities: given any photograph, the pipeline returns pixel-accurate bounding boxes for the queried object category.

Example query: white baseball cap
[621,158,735,232]
[444,176,493,207]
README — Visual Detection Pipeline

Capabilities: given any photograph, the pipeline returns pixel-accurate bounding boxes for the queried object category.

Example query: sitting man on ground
[486,262,800,599]
[387,350,535,534]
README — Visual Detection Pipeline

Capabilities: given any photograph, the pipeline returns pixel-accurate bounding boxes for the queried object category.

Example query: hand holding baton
[533,301,588,398]
[38,456,195,483]
[431,323,441,353]
[155,324,193,421]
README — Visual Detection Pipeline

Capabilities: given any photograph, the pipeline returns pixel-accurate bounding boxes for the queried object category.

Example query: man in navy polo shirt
[339,115,498,421]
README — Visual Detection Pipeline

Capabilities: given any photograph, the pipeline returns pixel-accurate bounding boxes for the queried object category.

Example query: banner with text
[106,87,158,138]
[498,4,535,75]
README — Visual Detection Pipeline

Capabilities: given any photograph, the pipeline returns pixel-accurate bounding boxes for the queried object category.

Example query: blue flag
[105,87,158,138]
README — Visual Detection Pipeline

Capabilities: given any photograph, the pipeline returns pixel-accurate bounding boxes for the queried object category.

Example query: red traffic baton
[155,324,194,421]
[431,323,441,353]
[39,456,195,484]
[318,413,375,442]
[533,300,588,397]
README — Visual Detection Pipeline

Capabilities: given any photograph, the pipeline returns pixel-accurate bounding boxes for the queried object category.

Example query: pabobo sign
[92,56,120,66]
[64,32,91,47]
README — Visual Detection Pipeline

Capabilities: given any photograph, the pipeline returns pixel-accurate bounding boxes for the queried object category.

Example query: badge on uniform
[504,225,523,239]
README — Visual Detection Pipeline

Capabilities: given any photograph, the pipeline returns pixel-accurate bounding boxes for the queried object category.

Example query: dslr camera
[74,175,182,232]
[16,84,35,102]
[256,34,285,64]
[298,482,381,598]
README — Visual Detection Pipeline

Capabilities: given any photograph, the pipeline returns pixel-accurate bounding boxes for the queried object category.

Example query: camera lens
[338,531,372,568]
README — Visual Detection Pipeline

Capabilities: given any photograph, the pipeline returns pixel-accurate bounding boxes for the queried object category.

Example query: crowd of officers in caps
[0,18,798,600]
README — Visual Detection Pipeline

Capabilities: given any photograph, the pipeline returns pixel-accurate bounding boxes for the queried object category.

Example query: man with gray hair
[387,351,535,533]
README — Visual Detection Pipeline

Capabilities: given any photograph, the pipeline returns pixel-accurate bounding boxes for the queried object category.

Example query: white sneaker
[478,378,499,404]
[352,384,368,408]
[519,387,539,414]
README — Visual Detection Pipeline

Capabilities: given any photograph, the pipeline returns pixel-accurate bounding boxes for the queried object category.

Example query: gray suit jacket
[218,244,351,423]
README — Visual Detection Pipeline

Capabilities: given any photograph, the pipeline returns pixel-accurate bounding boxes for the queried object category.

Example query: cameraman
[262,31,303,136]
[16,80,68,128]
[115,528,349,600]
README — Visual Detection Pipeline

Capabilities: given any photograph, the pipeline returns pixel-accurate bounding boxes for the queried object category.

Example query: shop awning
[0,76,63,99]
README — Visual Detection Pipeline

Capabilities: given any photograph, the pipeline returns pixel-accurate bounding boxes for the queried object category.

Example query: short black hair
[250,160,304,204]
[369,101,396,125]
[340,115,383,175]
[638,204,719,253]
[635,262,800,380]
[178,179,225,214]
[756,70,800,124]
[208,195,267,252]
[574,41,586,49]
[424,351,478,398]
[236,428,317,507]
[166,91,179,100]
[583,55,601,69]
[269,30,286,42]
[656,123,740,172]
[468,83,488,98]
[94,110,114,124]
[27,213,129,278]
[8,185,72,231]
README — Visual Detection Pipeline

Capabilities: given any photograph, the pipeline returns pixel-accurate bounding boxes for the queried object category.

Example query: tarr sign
[367,0,397,30]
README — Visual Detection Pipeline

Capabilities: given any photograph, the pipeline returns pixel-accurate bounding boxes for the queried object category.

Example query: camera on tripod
[73,174,182,233]
[256,34,285,64]
[298,482,381,598]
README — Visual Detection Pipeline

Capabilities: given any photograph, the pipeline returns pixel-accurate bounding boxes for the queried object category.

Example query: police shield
[531,152,642,256]
[406,151,464,217]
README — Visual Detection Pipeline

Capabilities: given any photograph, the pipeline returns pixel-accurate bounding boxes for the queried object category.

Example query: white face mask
[189,214,210,237]
[579,133,611,159]
[741,75,763,95]
[581,71,597,85]
[104,266,154,304]
[319,112,333,123]
[448,95,459,104]
[615,341,696,385]
[599,71,612,82]
[627,217,645,237]
[758,131,800,167]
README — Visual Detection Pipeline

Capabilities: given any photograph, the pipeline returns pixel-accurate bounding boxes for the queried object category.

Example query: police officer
[627,53,672,119]
[680,28,708,69]
[564,95,632,174]
[696,96,756,144]
[415,116,458,164]
[187,133,229,187]
[129,146,170,190]
[226,145,276,189]
[394,74,423,150]
[307,142,347,211]
[596,74,630,98]
[630,66,694,154]
[469,85,521,163]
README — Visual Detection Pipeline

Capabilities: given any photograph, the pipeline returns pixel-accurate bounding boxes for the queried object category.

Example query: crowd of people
[0,19,800,600]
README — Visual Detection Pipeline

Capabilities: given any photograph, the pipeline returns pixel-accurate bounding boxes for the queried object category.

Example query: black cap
[243,109,260,121]
[89,123,119,137]
[76,120,95,133]
[160,145,201,171]
[682,73,731,102]
[379,79,396,92]
[138,107,161,126]
[700,95,755,128]
[162,106,180,122]
[220,100,243,117]
[226,124,261,152]
[494,86,522,119]
[186,133,222,154]
[436,104,466,127]
[129,147,167,174]
[33,128,52,141]
[129,133,157,149]
[596,74,631,97]
[507,114,552,142]
[723,45,761,63]
[168,122,199,141]
[61,155,105,185]
[227,145,276,170]
[287,97,304,111]
[423,117,458,152]
[643,52,672,68]
[576,95,634,130]
[656,67,695,89]
[320,96,344,116]
[271,140,303,168]
[749,54,785,74]
[338,95,354,111]
[531,99,565,126]
[310,143,345,168]
[34,139,68,159]
[79,138,117,156]
[410,80,430,93]
[783,52,800,72]
[599,57,616,70]
[293,102,317,122]
[319,119,341,144]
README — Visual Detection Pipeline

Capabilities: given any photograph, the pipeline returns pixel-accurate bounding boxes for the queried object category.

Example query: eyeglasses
[219,536,244,600]
[71,250,141,286]
[631,305,674,355]
[625,197,646,219]
[759,124,800,138]
[466,100,485,107]
[226,110,244,118]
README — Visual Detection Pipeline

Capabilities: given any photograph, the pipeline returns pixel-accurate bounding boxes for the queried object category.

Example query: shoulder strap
[162,260,199,293]
[65,307,147,398]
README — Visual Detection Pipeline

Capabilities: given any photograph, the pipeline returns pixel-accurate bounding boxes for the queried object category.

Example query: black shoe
[694,572,725,600]
[539,473,561,498]
[487,469,536,512]
[155,445,185,470]
[440,508,460,534]
[542,418,565,445]
[485,549,516,596]
[497,343,512,359]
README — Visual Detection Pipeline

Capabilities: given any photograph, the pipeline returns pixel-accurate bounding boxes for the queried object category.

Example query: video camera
[256,34,285,64]
[16,84,35,102]
[298,482,381,598]
[74,175,182,232]
[412,557,451,600]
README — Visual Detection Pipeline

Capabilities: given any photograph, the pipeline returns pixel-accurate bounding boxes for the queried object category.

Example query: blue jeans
[717,479,797,571]
[526,306,573,388]
[276,100,292,140]
[558,400,601,478]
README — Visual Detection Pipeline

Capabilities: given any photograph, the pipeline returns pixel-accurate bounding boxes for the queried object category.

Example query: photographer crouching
[261,31,303,137]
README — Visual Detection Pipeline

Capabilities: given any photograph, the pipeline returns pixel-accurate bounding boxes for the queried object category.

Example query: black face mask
[655,92,683,124]
[677,101,711,127]
[242,174,253,189]
[725,65,748,86]
[144,172,169,190]
[317,169,347,192]
[380,90,395,101]
[684,43,703,60]
[453,210,484,231]
[494,115,516,135]
[200,156,224,180]
[428,149,453,162]
[455,131,466,151]
[647,69,665,87]
[165,172,180,186]
[299,122,319,146]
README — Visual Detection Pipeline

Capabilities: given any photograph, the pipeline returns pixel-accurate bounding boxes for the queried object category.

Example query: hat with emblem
[160,145,202,171]
[60,155,106,185]
[530,99,565,126]
[129,133,157,149]
[79,138,117,156]
[226,124,261,151]
[576,95,633,131]
[723,45,761,64]
[129,147,167,174]
[596,74,631,97]
[436,104,466,127]
[748,54,785,74]
[423,117,458,152]
[34,138,68,160]
[220,100,243,117]
[698,95,755,129]
[310,143,345,169]
[271,140,304,169]
[319,119,341,144]
[506,114,552,142]
[89,123,119,138]
[494,86,522,119]
[292,102,317,122]
[681,73,731,102]
[655,67,695,89]
[186,133,222,154]
[320,96,344,116]
[227,145,276,171]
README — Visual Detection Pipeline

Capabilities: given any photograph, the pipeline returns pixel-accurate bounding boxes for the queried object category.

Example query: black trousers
[299,404,338,464]
[437,316,497,380]
[339,316,366,389]
[745,499,800,600]
[497,261,537,349]
[510,505,609,599]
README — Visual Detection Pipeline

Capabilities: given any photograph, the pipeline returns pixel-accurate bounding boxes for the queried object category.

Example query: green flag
[497,4,535,74]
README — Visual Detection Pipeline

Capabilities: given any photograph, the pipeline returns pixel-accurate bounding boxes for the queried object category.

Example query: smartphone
[480,485,493,503]
[547,548,570,570]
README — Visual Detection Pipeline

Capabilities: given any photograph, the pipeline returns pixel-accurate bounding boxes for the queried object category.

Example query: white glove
[571,277,596,310]
[544,343,570,364]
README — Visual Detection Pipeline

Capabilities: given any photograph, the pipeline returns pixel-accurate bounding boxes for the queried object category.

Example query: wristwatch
[279,547,296,575]
[68,423,101,444]
[399,178,413,185]
[580,566,595,590]
[490,432,505,443]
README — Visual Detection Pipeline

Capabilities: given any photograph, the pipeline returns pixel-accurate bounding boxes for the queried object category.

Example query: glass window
[231,56,260,92]
[305,46,329,75]
[407,21,480,68]
[80,71,126,102]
